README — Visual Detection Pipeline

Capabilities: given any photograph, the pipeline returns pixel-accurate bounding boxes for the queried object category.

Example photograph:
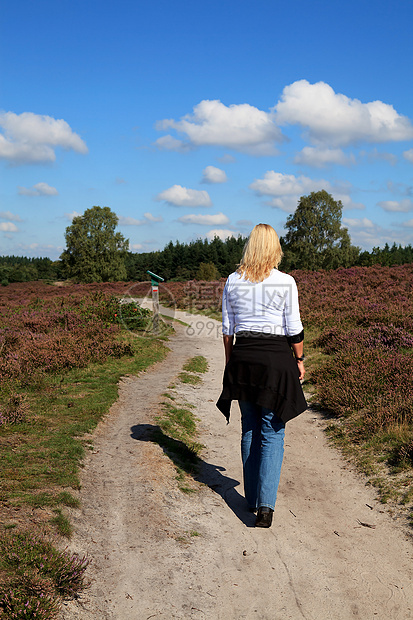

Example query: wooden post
[152,281,159,334]
[146,270,164,335]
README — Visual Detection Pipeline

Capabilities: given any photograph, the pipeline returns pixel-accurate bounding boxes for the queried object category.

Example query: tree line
[1,191,412,285]
[2,238,412,285]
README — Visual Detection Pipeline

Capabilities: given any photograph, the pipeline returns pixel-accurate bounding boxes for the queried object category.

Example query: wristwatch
[295,354,305,362]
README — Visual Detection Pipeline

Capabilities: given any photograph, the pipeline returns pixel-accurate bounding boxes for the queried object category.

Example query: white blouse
[222,269,303,337]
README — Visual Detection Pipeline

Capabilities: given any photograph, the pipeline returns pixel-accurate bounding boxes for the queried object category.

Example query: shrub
[0,587,60,620]
[0,394,30,427]
[117,302,152,331]
[0,531,90,596]
[393,440,413,467]
[0,530,90,619]
[315,323,413,355]
[314,348,413,433]
[0,295,135,386]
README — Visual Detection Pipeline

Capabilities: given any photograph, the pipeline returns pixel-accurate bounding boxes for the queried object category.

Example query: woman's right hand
[297,360,305,380]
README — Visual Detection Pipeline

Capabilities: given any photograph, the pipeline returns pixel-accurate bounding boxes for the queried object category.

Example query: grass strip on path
[154,356,208,494]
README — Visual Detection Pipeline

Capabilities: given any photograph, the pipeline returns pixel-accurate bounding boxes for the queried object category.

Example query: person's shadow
[130,424,256,527]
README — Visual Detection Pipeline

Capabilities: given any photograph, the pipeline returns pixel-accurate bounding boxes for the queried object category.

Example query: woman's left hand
[297,360,305,380]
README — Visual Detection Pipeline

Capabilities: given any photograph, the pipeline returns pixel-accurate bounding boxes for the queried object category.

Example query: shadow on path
[131,424,255,527]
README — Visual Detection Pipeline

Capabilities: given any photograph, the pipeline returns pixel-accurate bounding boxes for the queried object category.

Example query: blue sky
[1,0,413,259]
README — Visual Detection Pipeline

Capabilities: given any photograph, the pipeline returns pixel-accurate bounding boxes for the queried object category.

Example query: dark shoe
[255,507,273,528]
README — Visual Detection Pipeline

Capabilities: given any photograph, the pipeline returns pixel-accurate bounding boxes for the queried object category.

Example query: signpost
[147,270,164,334]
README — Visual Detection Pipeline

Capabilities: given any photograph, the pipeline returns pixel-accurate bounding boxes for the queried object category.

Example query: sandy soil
[60,308,413,620]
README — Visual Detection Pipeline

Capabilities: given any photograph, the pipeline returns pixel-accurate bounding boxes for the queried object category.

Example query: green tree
[196,261,221,281]
[60,206,129,282]
[9,264,39,282]
[281,190,360,270]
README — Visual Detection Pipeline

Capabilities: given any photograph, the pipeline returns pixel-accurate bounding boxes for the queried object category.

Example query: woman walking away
[216,224,307,528]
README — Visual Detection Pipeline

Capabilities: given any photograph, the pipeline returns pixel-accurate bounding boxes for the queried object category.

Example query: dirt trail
[60,308,413,620]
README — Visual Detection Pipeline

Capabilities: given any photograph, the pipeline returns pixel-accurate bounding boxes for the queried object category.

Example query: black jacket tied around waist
[216,333,307,424]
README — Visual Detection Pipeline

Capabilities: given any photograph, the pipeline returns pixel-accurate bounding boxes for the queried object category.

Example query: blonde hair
[237,223,283,283]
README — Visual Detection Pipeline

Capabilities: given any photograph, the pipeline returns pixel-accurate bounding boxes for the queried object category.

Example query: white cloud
[275,80,413,147]
[206,228,237,240]
[250,171,363,213]
[178,212,230,226]
[403,219,413,227]
[0,222,18,232]
[403,149,413,163]
[64,211,82,221]
[154,135,193,152]
[12,242,63,258]
[217,153,236,164]
[0,210,22,221]
[129,239,160,252]
[360,148,397,165]
[118,216,145,226]
[0,111,88,164]
[143,212,163,222]
[201,165,227,184]
[118,212,163,226]
[250,171,330,197]
[156,185,212,207]
[343,217,376,229]
[378,199,413,213]
[250,171,332,211]
[335,194,365,211]
[342,217,387,249]
[294,146,355,168]
[386,180,413,196]
[156,99,283,155]
[18,182,58,196]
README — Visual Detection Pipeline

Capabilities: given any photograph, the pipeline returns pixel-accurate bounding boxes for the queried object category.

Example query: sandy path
[60,309,413,620]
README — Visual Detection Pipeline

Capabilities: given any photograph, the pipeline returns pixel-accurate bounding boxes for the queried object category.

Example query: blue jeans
[239,400,285,511]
